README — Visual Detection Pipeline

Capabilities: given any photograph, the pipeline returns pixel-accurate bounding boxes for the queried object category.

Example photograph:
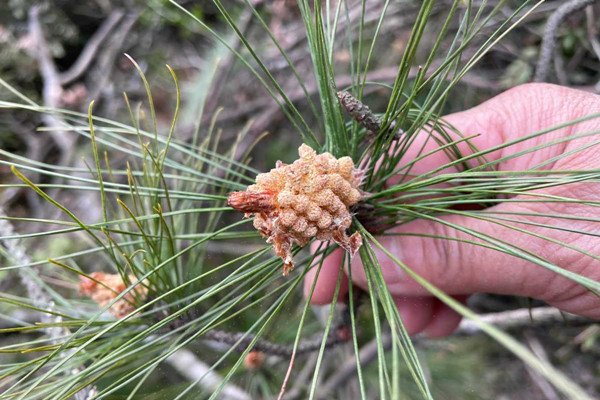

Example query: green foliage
[1,1,599,399]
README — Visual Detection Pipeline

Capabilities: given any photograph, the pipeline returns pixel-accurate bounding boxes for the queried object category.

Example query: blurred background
[1,1,600,399]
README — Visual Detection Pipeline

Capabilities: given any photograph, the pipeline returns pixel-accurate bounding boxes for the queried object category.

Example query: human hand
[304,83,600,337]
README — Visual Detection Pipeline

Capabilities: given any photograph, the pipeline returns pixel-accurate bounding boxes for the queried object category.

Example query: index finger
[304,243,348,304]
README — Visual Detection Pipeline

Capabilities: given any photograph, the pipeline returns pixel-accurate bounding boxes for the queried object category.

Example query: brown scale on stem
[337,90,404,139]
[228,144,364,275]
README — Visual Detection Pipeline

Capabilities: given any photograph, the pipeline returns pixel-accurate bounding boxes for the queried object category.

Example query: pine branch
[337,90,404,140]
[203,324,350,358]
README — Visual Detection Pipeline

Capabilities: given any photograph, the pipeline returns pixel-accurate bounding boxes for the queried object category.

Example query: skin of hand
[304,83,600,338]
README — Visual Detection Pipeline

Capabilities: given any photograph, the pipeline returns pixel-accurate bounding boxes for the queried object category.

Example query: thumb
[350,83,600,301]
[351,210,553,299]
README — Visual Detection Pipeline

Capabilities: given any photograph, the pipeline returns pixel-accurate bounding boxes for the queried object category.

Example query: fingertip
[395,296,435,336]
[423,297,466,338]
[303,247,349,304]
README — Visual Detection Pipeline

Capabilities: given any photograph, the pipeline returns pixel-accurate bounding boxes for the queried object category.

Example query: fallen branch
[203,7,254,120]
[166,348,251,400]
[58,10,125,85]
[319,307,591,397]
[28,6,74,164]
[202,59,494,164]
[456,306,588,335]
[318,333,391,398]
[86,11,139,103]
[585,6,600,62]
[534,0,597,82]
[524,332,561,400]
[203,63,496,131]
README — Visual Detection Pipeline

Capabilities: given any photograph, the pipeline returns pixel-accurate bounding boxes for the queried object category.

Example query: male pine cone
[79,272,147,319]
[228,144,363,275]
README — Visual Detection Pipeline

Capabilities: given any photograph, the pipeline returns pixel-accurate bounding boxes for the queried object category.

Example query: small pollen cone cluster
[228,144,363,275]
[79,272,148,319]
[243,351,265,370]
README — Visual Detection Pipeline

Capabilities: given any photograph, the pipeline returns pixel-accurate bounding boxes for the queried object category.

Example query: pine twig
[280,353,319,400]
[533,0,597,82]
[337,91,404,140]
[195,294,360,360]
[203,323,350,358]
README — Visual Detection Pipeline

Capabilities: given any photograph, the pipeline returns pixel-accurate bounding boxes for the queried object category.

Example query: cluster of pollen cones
[228,144,363,275]
[79,272,147,319]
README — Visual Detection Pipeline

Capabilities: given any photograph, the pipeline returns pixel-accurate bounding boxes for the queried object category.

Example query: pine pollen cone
[79,272,148,319]
[243,350,265,370]
[228,144,363,276]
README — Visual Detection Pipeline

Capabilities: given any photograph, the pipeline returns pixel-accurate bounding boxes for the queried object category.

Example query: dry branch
[166,348,251,400]
[524,332,561,400]
[58,10,126,85]
[86,11,139,103]
[204,62,495,131]
[28,6,74,163]
[534,0,597,82]
[456,307,588,335]
[318,307,591,397]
